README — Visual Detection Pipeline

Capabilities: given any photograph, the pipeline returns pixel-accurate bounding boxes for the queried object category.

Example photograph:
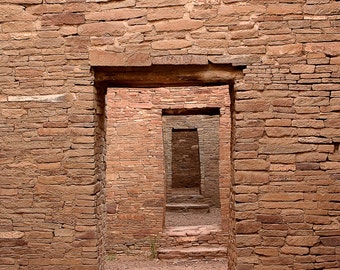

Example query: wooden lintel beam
[93,64,244,88]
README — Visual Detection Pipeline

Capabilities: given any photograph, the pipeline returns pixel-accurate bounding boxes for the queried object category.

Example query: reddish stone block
[152,55,208,65]
[235,100,270,112]
[234,159,270,171]
[235,171,269,185]
[260,193,303,202]
[86,9,147,21]
[78,22,126,36]
[42,13,85,26]
[147,7,185,21]
[290,64,315,74]
[267,44,302,56]
[89,50,151,66]
[305,42,340,57]
[267,4,302,15]
[236,221,261,234]
[256,214,283,224]
[281,246,309,255]
[286,236,320,247]
[152,39,192,50]
[296,162,320,170]
[136,0,187,8]
[155,19,203,32]
[304,3,340,15]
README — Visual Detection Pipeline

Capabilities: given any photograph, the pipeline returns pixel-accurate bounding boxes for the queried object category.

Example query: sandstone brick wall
[0,0,339,269]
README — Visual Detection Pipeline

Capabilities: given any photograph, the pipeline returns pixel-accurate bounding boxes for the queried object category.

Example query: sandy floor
[105,256,228,270]
[165,207,221,227]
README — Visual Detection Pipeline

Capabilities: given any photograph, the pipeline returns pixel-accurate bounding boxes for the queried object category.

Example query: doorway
[162,108,222,227]
[93,64,242,268]
[171,128,201,190]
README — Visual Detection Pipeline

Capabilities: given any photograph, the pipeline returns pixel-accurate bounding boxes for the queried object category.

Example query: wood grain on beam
[93,64,244,88]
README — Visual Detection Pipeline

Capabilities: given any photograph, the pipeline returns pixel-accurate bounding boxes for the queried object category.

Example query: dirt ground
[105,256,228,270]
[165,207,221,227]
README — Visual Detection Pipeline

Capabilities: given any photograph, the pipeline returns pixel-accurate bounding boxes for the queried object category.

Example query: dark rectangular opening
[171,128,201,189]
[162,107,220,116]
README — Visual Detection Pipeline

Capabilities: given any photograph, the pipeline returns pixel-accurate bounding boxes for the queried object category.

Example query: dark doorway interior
[171,128,201,190]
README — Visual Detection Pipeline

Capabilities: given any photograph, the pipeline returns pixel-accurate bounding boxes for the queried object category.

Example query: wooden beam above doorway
[93,64,244,89]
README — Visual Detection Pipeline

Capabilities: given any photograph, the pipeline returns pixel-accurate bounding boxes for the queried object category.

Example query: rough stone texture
[0,0,339,270]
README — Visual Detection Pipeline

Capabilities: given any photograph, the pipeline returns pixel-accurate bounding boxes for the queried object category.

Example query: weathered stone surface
[304,3,340,15]
[305,42,340,57]
[236,221,261,234]
[296,162,320,170]
[260,193,303,202]
[152,40,192,50]
[234,159,270,171]
[281,246,309,255]
[219,4,265,15]
[6,0,42,3]
[8,94,75,103]
[267,44,302,56]
[89,50,151,66]
[147,7,185,21]
[136,0,187,7]
[154,19,203,32]
[294,97,329,107]
[86,9,146,21]
[236,235,261,247]
[286,236,320,247]
[78,22,126,36]
[0,231,24,239]
[256,214,283,224]
[235,171,269,185]
[298,137,332,144]
[42,13,85,26]
[290,64,315,74]
[267,4,302,15]
[208,54,261,66]
[235,100,270,112]
[236,127,264,139]
[296,152,328,162]
[152,55,208,65]
[320,237,340,247]
[259,144,316,154]
[1,1,339,270]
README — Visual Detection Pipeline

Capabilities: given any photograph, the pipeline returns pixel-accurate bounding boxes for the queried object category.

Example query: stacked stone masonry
[0,0,339,270]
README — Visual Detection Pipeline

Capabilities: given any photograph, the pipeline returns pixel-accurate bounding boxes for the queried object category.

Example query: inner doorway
[171,128,201,190]
[162,109,222,227]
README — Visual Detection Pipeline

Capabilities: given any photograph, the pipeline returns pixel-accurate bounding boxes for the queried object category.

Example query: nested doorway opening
[93,64,242,259]
[162,108,222,227]
[172,128,201,190]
